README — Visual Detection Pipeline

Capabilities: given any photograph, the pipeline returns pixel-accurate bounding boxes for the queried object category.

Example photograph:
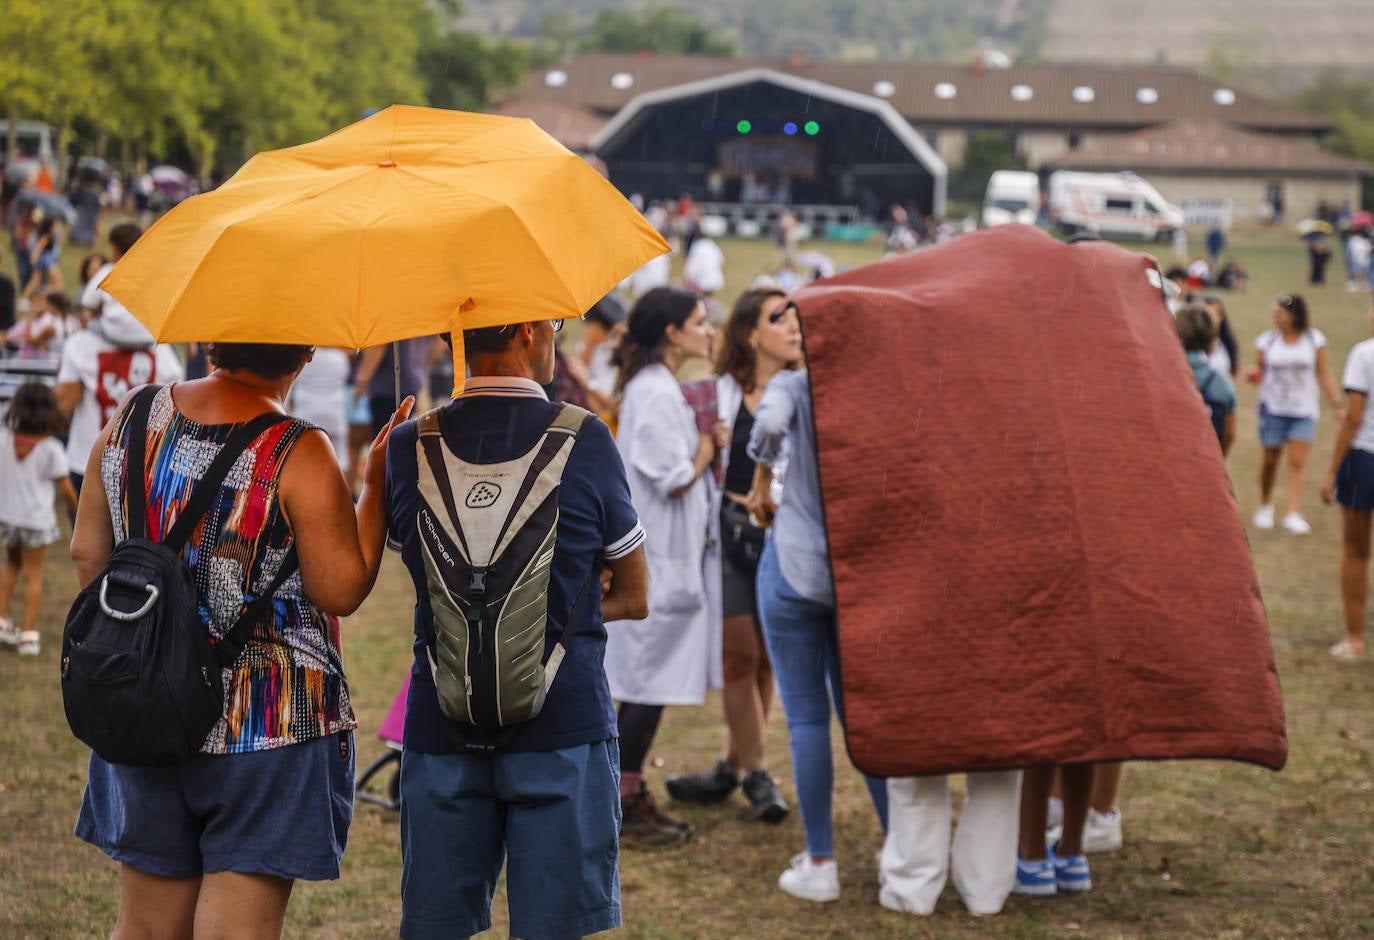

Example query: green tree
[0,0,103,173]
[419,29,529,113]
[584,7,735,56]
[1292,72,1374,205]
[951,131,1027,203]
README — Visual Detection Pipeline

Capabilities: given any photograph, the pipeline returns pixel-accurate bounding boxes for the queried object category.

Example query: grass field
[2,228,1373,938]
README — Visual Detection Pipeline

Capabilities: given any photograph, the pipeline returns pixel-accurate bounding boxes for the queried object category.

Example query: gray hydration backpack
[414,404,596,743]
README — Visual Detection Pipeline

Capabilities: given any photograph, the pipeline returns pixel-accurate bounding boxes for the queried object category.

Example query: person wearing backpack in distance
[67,343,413,940]
[1176,303,1238,456]
[385,317,649,940]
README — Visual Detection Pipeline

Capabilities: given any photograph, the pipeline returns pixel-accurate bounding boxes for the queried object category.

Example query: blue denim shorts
[1258,405,1316,449]
[75,733,355,881]
[400,739,621,940]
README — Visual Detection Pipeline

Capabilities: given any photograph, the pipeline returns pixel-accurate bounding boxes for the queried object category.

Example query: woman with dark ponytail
[606,286,727,848]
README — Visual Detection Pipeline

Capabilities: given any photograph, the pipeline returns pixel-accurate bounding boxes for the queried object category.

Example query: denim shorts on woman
[1258,405,1316,449]
[1336,449,1374,511]
[75,732,355,881]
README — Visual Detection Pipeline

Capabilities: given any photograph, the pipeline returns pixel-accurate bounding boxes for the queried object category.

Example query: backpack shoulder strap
[548,403,592,435]
[417,407,443,438]
[1198,368,1219,400]
[162,411,298,554]
[122,385,161,541]
[414,406,472,560]
[213,545,300,668]
[541,408,600,675]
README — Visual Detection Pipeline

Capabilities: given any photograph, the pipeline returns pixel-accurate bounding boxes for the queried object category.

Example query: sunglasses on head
[768,302,798,325]
[1276,294,1295,310]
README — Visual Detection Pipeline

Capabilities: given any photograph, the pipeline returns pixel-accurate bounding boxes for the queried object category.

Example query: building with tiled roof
[501,52,1363,224]
[1043,120,1369,225]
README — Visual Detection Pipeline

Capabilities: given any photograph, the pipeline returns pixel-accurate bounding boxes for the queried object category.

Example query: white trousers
[879,770,1023,916]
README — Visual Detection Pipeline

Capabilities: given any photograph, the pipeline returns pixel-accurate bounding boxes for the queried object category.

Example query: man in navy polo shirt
[386,317,649,940]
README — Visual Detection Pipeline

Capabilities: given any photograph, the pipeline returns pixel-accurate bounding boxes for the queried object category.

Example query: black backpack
[61,386,299,766]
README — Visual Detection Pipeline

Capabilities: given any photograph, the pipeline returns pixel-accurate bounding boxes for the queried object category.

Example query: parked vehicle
[0,120,56,181]
[1048,171,1184,242]
[982,170,1040,227]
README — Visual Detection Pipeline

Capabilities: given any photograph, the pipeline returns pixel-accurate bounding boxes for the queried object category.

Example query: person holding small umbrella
[83,105,671,940]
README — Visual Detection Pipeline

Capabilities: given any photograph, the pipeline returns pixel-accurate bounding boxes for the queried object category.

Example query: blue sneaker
[1012,856,1056,897]
[1050,842,1092,892]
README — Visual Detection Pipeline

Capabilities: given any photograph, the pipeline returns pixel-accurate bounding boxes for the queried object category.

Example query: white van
[0,120,57,180]
[983,170,1040,227]
[1047,171,1184,242]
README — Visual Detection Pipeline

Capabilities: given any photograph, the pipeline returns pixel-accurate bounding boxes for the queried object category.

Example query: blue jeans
[756,541,887,859]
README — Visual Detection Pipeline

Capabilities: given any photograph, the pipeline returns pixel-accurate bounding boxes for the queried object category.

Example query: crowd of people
[1,181,1370,937]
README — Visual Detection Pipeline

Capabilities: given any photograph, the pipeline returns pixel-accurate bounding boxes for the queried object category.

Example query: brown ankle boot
[620,786,692,848]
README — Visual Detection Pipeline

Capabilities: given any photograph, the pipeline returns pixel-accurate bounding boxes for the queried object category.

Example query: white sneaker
[1045,795,1065,846]
[1081,807,1123,853]
[778,852,840,902]
[1282,512,1312,535]
[1252,505,1275,529]
[0,617,19,646]
[16,631,40,656]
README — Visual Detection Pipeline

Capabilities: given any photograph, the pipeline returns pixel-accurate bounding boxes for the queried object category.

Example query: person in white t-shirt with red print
[1247,293,1343,535]
[1321,294,1374,660]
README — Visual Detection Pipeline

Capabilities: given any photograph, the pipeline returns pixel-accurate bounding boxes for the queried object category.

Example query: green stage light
[736,120,752,133]
[803,121,820,135]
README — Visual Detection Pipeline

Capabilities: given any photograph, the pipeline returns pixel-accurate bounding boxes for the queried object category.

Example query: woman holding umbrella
[69,344,413,938]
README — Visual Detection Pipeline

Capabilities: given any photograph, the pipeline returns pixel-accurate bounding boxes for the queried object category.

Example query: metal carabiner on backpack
[98,576,161,621]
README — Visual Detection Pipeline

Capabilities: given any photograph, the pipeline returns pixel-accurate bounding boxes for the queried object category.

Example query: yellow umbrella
[101,105,670,393]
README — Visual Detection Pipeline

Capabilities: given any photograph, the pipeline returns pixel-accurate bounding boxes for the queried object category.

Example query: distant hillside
[1043,0,1374,94]
[455,0,1051,63]
[456,0,1374,93]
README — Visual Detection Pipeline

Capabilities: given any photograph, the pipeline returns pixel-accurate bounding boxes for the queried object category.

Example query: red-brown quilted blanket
[792,225,1286,777]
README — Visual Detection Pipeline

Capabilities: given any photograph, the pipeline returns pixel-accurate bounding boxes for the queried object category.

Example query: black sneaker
[620,788,691,848]
[665,759,739,804]
[741,768,790,824]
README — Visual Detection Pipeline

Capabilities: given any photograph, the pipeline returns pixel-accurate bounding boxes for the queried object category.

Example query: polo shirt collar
[458,375,549,400]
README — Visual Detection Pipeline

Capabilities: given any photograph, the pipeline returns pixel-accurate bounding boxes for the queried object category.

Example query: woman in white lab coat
[606,286,726,847]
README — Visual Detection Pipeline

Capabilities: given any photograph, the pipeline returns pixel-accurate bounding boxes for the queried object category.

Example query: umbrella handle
[393,341,401,404]
[450,327,466,398]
